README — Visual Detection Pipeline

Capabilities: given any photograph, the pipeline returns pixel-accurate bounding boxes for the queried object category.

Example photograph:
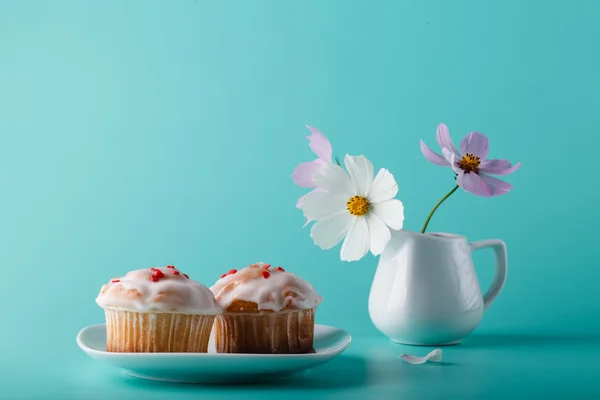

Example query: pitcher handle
[469,240,508,311]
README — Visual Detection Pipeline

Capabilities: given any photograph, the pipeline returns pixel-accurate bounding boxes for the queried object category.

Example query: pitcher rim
[394,230,467,241]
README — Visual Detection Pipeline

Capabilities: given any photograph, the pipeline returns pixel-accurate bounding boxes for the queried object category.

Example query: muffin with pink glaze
[96,266,222,353]
[210,262,323,354]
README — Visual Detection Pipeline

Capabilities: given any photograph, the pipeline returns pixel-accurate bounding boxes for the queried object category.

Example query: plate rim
[77,323,351,358]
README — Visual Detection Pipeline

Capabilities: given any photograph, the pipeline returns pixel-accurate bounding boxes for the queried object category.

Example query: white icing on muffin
[210,262,323,312]
[96,266,222,315]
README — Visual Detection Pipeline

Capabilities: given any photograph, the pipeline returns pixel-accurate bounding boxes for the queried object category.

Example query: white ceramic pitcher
[368,230,507,345]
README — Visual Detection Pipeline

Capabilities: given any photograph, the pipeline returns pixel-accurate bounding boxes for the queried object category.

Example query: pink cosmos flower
[291,125,333,209]
[420,123,521,197]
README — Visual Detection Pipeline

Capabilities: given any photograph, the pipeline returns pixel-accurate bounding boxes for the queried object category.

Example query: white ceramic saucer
[77,323,351,384]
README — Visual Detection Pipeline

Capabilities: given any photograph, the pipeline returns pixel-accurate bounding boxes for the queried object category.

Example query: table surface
[4,329,599,400]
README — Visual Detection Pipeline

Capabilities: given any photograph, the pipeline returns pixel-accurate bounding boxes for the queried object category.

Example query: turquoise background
[1,0,599,398]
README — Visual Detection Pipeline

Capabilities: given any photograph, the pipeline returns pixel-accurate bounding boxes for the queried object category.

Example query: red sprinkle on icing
[166,265,175,269]
[150,275,159,282]
[183,274,189,279]
[172,270,180,275]
[111,279,120,283]
[262,270,270,279]
[263,264,271,269]
[221,273,227,278]
[150,267,159,271]
[276,266,285,272]
[154,270,164,278]
[228,269,237,275]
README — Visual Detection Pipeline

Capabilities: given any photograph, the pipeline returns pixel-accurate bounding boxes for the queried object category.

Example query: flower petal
[420,140,450,166]
[313,162,355,200]
[340,217,370,262]
[369,169,398,203]
[371,199,405,230]
[344,155,374,197]
[460,132,489,160]
[436,123,460,157]
[310,211,353,250]
[292,160,324,188]
[457,172,492,197]
[300,190,346,221]
[366,213,391,256]
[442,148,462,175]
[306,125,333,163]
[297,187,327,227]
[479,159,521,176]
[297,187,325,208]
[479,173,513,196]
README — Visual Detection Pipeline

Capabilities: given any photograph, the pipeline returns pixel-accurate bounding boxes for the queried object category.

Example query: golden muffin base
[214,301,315,354]
[104,309,215,353]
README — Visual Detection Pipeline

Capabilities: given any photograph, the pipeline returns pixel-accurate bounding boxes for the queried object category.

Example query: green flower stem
[421,185,459,234]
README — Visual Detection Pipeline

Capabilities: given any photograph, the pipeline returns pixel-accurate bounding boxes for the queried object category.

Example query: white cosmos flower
[299,155,405,262]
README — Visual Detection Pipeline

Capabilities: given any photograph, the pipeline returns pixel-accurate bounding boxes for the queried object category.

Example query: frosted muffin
[210,262,322,354]
[96,266,222,353]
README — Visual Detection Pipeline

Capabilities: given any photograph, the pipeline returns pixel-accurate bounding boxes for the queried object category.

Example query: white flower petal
[340,217,370,262]
[372,199,405,230]
[310,212,353,250]
[298,188,327,227]
[344,155,374,197]
[368,168,398,203]
[313,162,355,200]
[300,190,346,221]
[366,213,391,256]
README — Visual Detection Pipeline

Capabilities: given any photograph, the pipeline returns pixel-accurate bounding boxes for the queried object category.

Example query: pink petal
[306,125,333,163]
[442,148,462,175]
[479,173,513,196]
[460,132,489,159]
[479,159,521,176]
[457,172,492,197]
[420,140,450,166]
[291,159,324,188]
[436,123,460,157]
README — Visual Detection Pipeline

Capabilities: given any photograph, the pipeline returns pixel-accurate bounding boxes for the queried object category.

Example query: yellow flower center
[457,153,480,173]
[347,196,370,216]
